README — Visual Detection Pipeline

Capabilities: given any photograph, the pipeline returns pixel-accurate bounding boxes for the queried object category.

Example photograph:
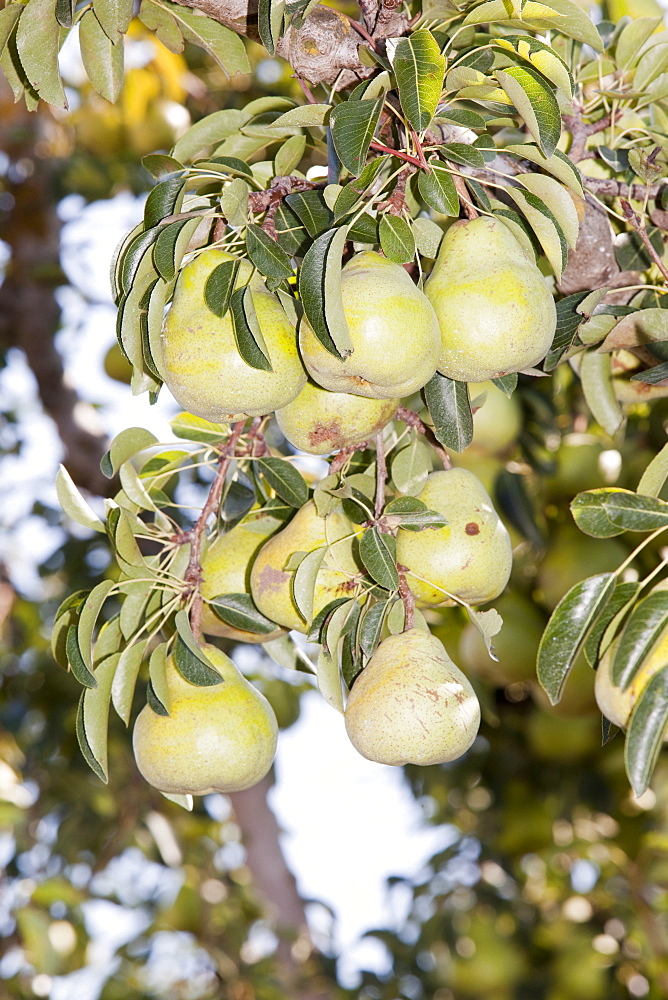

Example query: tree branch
[620,199,668,283]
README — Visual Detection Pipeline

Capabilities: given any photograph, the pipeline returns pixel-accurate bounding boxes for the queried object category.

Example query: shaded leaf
[359,528,399,591]
[584,581,640,668]
[153,217,199,283]
[307,597,351,643]
[292,547,326,622]
[257,456,309,507]
[79,9,123,102]
[571,489,631,537]
[612,591,668,689]
[299,226,353,359]
[625,669,668,796]
[78,653,119,782]
[544,291,589,370]
[56,465,105,532]
[66,626,97,688]
[257,0,285,56]
[77,580,115,670]
[285,190,333,237]
[204,259,239,318]
[330,97,383,176]
[210,593,279,634]
[15,0,67,107]
[580,350,624,436]
[418,162,459,216]
[173,610,223,685]
[359,599,389,658]
[505,186,567,277]
[423,373,473,453]
[230,285,273,372]
[379,215,415,264]
[246,224,294,280]
[391,438,432,496]
[111,640,147,725]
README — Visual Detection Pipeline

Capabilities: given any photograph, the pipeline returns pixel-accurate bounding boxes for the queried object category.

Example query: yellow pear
[470,380,522,453]
[250,500,361,632]
[344,628,481,765]
[132,644,278,795]
[200,523,286,643]
[395,469,512,606]
[459,590,545,686]
[158,249,306,421]
[425,216,557,382]
[275,380,399,455]
[595,627,668,737]
[299,251,441,399]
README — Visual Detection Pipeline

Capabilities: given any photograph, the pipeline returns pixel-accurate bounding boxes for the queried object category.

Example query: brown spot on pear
[426,217,556,382]
[395,468,512,607]
[299,251,441,399]
[158,249,306,421]
[132,645,278,795]
[344,628,481,766]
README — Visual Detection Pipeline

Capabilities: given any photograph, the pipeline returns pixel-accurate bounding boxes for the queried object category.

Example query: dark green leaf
[330,96,383,176]
[210,592,279,634]
[66,626,97,688]
[76,694,106,782]
[257,456,309,507]
[571,489,627,538]
[496,64,561,156]
[79,9,124,103]
[440,142,486,168]
[144,176,185,229]
[246,223,294,279]
[153,218,198,282]
[299,226,353,360]
[384,496,447,531]
[359,527,399,591]
[204,259,239,318]
[285,190,333,237]
[492,373,518,396]
[418,162,459,216]
[544,291,589,370]
[230,285,273,372]
[393,29,445,132]
[346,213,379,244]
[631,362,668,385]
[423,373,473,453]
[583,581,640,668]
[625,669,668,796]
[379,215,415,264]
[257,0,284,55]
[55,0,73,28]
[537,573,616,704]
[274,202,309,257]
[612,591,668,689]
[174,610,223,685]
[359,599,388,658]
[307,597,351,643]
[15,0,67,107]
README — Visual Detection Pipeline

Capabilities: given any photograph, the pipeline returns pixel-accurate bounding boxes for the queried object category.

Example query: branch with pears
[46,2,668,802]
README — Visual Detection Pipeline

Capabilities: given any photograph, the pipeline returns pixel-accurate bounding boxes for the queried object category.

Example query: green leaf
[66,626,97,688]
[522,0,604,52]
[292,547,326,622]
[493,33,574,96]
[544,291,589,371]
[440,142,486,168]
[170,411,232,443]
[423,373,473,453]
[94,0,133,41]
[0,5,24,52]
[286,190,333,237]
[159,0,250,76]
[391,437,432,496]
[520,172,579,248]
[257,456,309,507]
[583,581,640,668]
[210,593,280,635]
[204,259,239,318]
[153,217,199,283]
[221,176,250,227]
[537,572,616,704]
[505,144,582,195]
[274,133,306,176]
[318,600,353,712]
[269,103,330,128]
[173,610,223,685]
[246,224,294,280]
[625,669,668,796]
[77,580,115,670]
[148,642,171,715]
[330,96,383,176]
[359,600,389,659]
[257,0,285,56]
[418,161,459,216]
[492,373,518,397]
[264,634,316,673]
[230,285,273,372]
[79,8,124,98]
[496,65,560,157]
[144,176,185,229]
[466,605,503,658]
[307,597,351,643]
[412,217,444,257]
[616,16,662,69]
[505,186,567,277]
[52,591,87,668]
[634,43,668,92]
[138,0,183,52]
[119,579,152,640]
[172,108,250,162]
[111,640,147,725]
[79,653,118,781]
[15,0,67,107]
[631,362,668,386]
[579,350,623,437]
[379,215,415,264]
[56,465,105,532]
[359,528,399,591]
[392,29,445,133]
[299,226,354,360]
[101,427,158,479]
[638,442,668,498]
[384,497,448,531]
[612,591,668,689]
[571,489,627,538]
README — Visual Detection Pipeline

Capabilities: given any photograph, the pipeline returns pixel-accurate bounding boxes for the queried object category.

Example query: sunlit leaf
[392,29,445,132]
[423,373,473,453]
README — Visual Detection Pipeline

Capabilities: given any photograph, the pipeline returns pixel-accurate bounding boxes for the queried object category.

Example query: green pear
[536,524,627,611]
[459,590,545,686]
[425,217,557,382]
[275,380,399,455]
[470,380,522,453]
[250,500,361,632]
[344,628,481,765]
[299,251,441,399]
[595,627,668,736]
[200,523,286,643]
[531,652,598,718]
[395,468,512,606]
[159,249,306,421]
[132,644,278,795]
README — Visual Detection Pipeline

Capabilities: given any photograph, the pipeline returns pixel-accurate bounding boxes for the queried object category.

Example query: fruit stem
[397,567,415,630]
[375,431,387,520]
[396,406,451,469]
[183,420,246,641]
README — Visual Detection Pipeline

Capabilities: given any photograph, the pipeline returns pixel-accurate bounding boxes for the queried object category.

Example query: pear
[250,500,361,632]
[200,523,286,643]
[132,644,278,795]
[158,249,306,421]
[536,524,627,611]
[275,380,399,455]
[425,217,557,382]
[395,469,512,606]
[595,627,668,737]
[344,628,481,766]
[459,590,545,686]
[470,380,522,454]
[299,251,441,399]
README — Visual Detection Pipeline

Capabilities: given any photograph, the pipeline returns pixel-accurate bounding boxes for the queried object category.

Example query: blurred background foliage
[2,1,668,998]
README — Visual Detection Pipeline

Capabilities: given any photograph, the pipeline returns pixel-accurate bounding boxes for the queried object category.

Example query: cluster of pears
[131,215,553,797]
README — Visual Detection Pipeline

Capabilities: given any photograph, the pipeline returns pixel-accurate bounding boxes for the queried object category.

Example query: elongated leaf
[230,285,273,372]
[0,5,24,50]
[79,9,123,102]
[423,373,473,453]
[418,161,459,216]
[440,142,486,168]
[94,0,133,40]
[56,465,105,532]
[171,411,230,443]
[359,528,399,591]
[520,173,579,248]
[274,133,306,176]
[583,581,640,668]
[505,186,567,277]
[160,0,250,76]
[66,626,97,688]
[505,143,583,195]
[523,0,604,51]
[148,642,170,715]
[269,103,330,128]
[359,600,388,659]
[631,363,668,386]
[210,592,279,634]
[393,29,445,133]
[153,217,199,283]
[15,0,67,107]
[257,0,285,56]
[111,640,147,725]
[612,591,668,689]
[101,427,158,479]
[292,547,326,622]
[204,259,239,318]
[308,597,351,643]
[571,489,627,538]
[330,97,383,176]
[78,653,118,782]
[625,669,668,796]
[537,572,616,703]
[257,456,309,507]
[52,591,87,667]
[496,65,561,156]
[173,611,222,685]
[246,223,293,280]
[318,600,353,712]
[299,226,353,359]
[144,176,185,230]
[580,350,623,436]
[391,438,432,496]
[544,291,589,371]
[601,490,668,532]
[172,108,249,162]
[379,215,415,264]
[616,16,662,69]
[77,580,115,669]
[285,191,333,237]
[638,443,668,499]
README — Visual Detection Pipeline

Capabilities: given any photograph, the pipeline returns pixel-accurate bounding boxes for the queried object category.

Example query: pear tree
[5,0,668,800]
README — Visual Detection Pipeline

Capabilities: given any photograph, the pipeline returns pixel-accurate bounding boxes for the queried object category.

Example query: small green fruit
[459,591,545,686]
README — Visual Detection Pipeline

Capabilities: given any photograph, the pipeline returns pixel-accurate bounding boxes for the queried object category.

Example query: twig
[396,406,451,469]
[452,171,478,219]
[370,140,423,168]
[584,175,668,202]
[329,440,370,475]
[397,567,415,630]
[563,111,612,163]
[357,0,379,30]
[620,199,668,283]
[374,431,387,519]
[409,126,430,170]
[296,78,318,104]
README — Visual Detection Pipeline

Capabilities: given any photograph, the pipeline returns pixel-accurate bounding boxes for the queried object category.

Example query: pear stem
[397,568,415,630]
[375,431,387,519]
[183,420,246,642]
[396,406,451,469]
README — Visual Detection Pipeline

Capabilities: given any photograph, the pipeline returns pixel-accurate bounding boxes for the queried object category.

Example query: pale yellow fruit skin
[275,380,399,455]
[250,500,361,632]
[200,524,285,644]
[132,645,278,795]
[159,249,306,421]
[470,380,522,454]
[426,217,557,382]
[595,629,668,738]
[299,251,441,399]
[395,469,512,606]
[344,629,481,766]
